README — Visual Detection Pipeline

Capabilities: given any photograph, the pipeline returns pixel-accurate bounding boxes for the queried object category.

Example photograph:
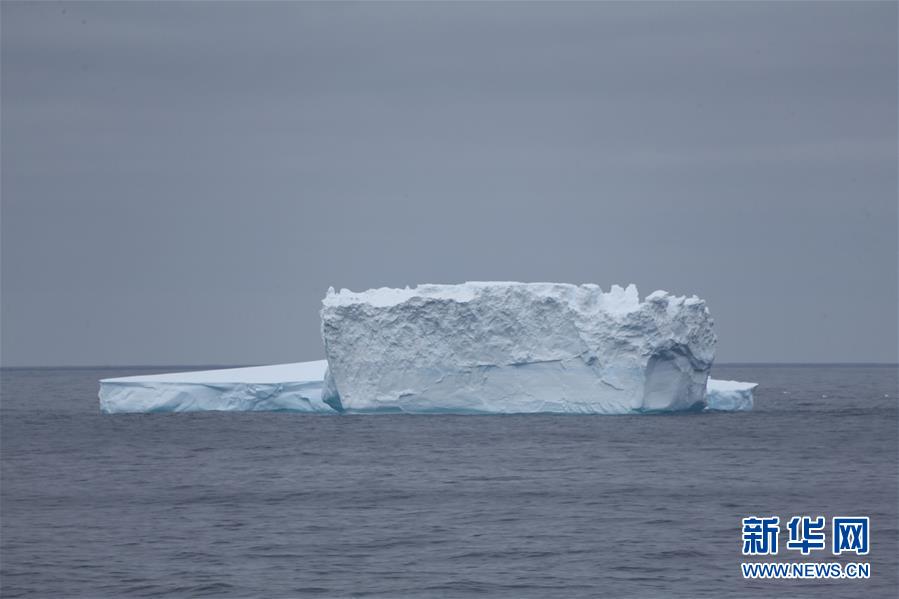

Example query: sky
[2,1,896,367]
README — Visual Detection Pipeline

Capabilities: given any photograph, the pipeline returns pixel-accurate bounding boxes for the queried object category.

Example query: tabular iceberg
[99,361,331,413]
[321,282,718,414]
[705,379,757,412]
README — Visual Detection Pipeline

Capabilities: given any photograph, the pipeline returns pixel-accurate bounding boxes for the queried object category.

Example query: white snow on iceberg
[704,378,757,412]
[99,361,331,413]
[321,282,718,414]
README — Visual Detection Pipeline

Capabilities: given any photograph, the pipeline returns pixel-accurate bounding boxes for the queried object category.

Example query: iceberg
[321,282,719,414]
[705,378,757,411]
[98,282,759,415]
[99,361,331,413]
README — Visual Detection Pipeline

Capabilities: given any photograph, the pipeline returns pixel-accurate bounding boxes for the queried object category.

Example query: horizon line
[1,362,897,370]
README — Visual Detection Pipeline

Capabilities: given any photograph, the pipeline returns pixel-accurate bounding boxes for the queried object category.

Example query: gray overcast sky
[2,1,896,367]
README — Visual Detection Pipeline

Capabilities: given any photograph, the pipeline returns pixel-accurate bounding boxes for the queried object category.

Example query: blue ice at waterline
[99,360,755,414]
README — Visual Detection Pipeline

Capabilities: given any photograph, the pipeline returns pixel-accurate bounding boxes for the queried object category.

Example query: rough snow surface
[704,378,757,412]
[321,282,718,414]
[99,361,330,413]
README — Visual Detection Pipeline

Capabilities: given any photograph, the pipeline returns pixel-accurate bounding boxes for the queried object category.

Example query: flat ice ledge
[704,379,757,412]
[99,361,330,413]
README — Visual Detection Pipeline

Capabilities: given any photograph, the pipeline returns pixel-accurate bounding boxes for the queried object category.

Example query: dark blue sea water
[1,365,897,598]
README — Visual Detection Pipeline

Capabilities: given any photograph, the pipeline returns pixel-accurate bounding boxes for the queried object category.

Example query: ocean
[1,365,896,598]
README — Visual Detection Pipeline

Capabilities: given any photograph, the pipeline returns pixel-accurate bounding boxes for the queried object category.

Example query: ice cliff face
[321,282,717,414]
